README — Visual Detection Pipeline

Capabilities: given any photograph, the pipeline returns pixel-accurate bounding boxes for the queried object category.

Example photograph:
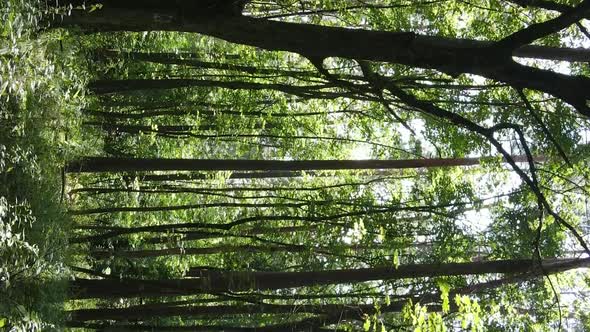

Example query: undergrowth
[0,0,89,330]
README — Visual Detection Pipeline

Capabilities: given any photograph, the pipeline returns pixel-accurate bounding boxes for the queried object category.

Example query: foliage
[4,0,590,330]
[0,0,88,329]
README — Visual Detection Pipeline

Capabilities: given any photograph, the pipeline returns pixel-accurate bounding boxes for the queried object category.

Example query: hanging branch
[309,56,416,134]
[356,61,590,257]
[516,88,572,167]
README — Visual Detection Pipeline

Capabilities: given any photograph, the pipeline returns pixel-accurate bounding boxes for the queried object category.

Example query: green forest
[1,0,590,330]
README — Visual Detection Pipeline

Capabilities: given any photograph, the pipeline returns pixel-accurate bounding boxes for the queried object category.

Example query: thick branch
[496,0,590,50]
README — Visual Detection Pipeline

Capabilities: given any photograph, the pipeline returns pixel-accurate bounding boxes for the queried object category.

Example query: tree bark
[133,171,306,182]
[67,301,411,321]
[96,49,323,78]
[87,78,345,99]
[65,155,541,173]
[65,321,266,332]
[69,257,589,299]
[89,242,397,259]
[69,201,308,215]
[83,121,273,133]
[56,8,590,114]
[505,0,588,16]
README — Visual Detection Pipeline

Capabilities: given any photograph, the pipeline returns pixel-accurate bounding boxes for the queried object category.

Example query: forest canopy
[1,0,590,331]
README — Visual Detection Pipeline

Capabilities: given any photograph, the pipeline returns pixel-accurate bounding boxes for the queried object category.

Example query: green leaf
[16,305,27,315]
[402,300,413,320]
[379,226,386,242]
[363,317,371,331]
[437,281,450,313]
[0,318,6,327]
[393,249,400,268]
[88,4,103,12]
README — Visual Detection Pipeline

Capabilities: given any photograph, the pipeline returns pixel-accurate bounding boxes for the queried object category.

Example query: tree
[70,258,589,299]
[65,155,537,173]
[55,2,590,114]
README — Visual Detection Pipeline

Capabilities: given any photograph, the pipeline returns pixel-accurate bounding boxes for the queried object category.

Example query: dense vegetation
[1,0,590,330]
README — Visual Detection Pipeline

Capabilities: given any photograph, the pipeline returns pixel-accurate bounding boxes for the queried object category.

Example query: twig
[533,207,563,332]
[576,22,590,39]
[373,75,590,257]
[517,89,572,167]
[357,61,417,135]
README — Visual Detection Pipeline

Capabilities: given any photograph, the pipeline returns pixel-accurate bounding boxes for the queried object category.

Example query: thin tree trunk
[96,49,325,78]
[124,224,433,246]
[87,78,348,100]
[67,301,414,322]
[139,225,318,244]
[89,242,413,259]
[132,171,306,182]
[84,106,364,119]
[83,121,274,133]
[65,321,263,332]
[69,201,308,216]
[68,175,411,195]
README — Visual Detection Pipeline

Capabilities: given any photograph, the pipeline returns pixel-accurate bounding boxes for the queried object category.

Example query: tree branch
[495,0,590,51]
[516,89,572,167]
[364,69,590,257]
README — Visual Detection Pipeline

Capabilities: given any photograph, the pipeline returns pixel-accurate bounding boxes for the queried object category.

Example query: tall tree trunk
[89,242,407,259]
[131,171,306,182]
[83,121,274,134]
[96,49,324,79]
[65,155,541,173]
[87,78,348,99]
[69,201,309,215]
[69,176,411,195]
[65,321,265,332]
[67,301,413,321]
[48,0,245,14]
[56,8,590,114]
[69,258,590,299]
[84,106,363,119]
